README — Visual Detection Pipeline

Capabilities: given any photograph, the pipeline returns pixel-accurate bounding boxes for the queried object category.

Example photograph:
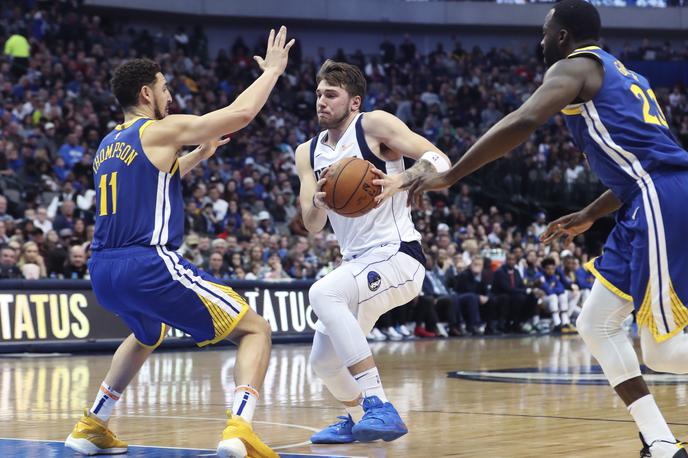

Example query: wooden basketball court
[1,336,686,457]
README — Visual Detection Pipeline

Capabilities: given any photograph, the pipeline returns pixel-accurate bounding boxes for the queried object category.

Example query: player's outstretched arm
[403,57,599,204]
[362,110,451,205]
[540,189,622,245]
[295,142,328,234]
[147,27,294,149]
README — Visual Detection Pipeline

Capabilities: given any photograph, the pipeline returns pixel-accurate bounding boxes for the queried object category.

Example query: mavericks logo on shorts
[367,271,381,291]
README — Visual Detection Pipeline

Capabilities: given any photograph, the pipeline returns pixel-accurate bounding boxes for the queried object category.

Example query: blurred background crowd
[0,0,684,337]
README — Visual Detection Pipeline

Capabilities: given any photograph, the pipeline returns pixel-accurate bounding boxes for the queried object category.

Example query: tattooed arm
[360,110,450,205]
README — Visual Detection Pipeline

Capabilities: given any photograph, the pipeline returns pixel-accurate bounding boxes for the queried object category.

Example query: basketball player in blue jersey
[64,27,294,458]
[399,1,688,456]
[294,60,450,445]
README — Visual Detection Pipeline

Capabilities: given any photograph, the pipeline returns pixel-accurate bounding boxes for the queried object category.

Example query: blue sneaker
[351,396,408,442]
[310,415,355,444]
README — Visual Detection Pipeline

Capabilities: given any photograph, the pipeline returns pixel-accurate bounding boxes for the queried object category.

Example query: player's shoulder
[361,109,398,125]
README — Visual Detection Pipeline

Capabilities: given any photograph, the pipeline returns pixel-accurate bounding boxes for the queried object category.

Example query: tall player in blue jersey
[64,27,294,458]
[397,1,688,457]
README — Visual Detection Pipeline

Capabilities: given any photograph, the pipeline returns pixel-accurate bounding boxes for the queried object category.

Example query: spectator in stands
[492,252,533,333]
[18,241,46,278]
[541,258,574,333]
[62,245,88,280]
[0,196,12,223]
[53,200,77,233]
[33,207,53,235]
[4,26,30,79]
[557,252,582,320]
[208,252,231,281]
[453,257,490,335]
[58,133,85,170]
[0,246,22,279]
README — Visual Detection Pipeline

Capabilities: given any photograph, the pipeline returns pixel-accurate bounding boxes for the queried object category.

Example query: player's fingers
[253,56,264,67]
[268,28,275,48]
[285,38,295,52]
[217,137,231,146]
[277,26,286,47]
[371,178,387,187]
[370,168,385,178]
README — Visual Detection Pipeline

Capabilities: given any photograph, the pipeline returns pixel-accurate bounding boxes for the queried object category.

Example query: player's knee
[308,281,335,318]
[576,305,594,341]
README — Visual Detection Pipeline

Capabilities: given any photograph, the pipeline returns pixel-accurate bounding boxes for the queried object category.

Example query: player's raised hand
[254,26,295,75]
[401,170,452,207]
[197,136,230,161]
[540,210,594,246]
[371,167,403,207]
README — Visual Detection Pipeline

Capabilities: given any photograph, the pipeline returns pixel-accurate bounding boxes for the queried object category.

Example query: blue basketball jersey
[561,46,688,203]
[91,117,184,251]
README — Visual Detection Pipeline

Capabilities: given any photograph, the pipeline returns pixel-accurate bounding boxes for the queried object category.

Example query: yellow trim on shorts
[584,258,632,302]
[135,323,168,349]
[561,106,582,116]
[196,282,249,347]
[636,280,688,343]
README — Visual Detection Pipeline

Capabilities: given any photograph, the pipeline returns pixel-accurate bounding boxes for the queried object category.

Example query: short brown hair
[316,59,366,99]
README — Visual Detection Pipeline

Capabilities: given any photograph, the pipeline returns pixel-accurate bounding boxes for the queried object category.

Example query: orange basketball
[322,157,381,217]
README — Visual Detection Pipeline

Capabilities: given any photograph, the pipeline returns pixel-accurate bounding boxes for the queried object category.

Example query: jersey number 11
[98,172,118,216]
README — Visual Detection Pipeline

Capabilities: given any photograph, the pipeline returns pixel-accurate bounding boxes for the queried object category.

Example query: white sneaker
[397,324,412,337]
[370,328,387,341]
[640,434,687,458]
[384,326,403,341]
[436,323,449,338]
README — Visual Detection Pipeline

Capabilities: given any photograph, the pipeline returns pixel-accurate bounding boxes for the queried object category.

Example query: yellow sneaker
[64,409,128,455]
[217,412,278,458]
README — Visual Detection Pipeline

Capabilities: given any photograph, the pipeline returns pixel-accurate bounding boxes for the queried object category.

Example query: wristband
[420,151,450,173]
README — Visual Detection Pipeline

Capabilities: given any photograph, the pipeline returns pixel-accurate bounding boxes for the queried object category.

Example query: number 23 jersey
[91,117,184,251]
[561,46,688,204]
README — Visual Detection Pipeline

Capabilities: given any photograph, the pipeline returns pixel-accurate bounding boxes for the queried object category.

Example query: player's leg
[308,331,361,444]
[577,281,682,457]
[309,246,424,442]
[544,294,562,330]
[66,256,167,456]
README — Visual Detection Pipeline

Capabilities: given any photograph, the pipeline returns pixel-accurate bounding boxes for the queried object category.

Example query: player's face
[541,10,565,67]
[316,81,356,128]
[151,72,172,120]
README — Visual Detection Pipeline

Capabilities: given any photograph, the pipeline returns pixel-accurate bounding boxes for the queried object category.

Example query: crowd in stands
[0,1,685,336]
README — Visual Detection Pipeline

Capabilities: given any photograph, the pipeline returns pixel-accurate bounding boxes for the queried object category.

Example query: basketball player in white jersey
[294,60,450,443]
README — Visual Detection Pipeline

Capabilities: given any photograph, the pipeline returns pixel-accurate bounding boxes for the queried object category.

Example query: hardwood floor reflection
[1,336,686,457]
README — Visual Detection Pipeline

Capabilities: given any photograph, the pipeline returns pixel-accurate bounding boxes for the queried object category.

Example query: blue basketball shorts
[89,245,248,348]
[585,172,688,342]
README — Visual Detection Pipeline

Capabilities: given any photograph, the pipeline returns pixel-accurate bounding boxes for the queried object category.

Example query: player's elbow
[304,220,325,234]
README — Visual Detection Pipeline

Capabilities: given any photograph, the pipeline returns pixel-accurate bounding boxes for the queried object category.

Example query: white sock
[232,385,258,424]
[628,395,675,444]
[345,404,364,423]
[89,382,122,422]
[561,311,570,326]
[551,312,561,326]
[353,367,388,402]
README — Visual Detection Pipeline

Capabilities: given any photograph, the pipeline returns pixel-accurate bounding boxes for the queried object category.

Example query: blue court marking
[449,364,687,385]
[0,438,360,458]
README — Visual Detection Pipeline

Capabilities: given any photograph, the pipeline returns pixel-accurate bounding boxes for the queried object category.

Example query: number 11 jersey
[91,117,184,251]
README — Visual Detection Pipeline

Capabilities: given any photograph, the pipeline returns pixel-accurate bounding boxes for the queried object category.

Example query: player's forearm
[198,69,281,138]
[444,111,539,185]
[301,201,328,233]
[178,147,204,177]
[399,158,436,187]
[581,189,622,220]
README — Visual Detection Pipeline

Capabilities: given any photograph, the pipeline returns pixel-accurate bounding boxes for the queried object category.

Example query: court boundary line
[0,436,365,457]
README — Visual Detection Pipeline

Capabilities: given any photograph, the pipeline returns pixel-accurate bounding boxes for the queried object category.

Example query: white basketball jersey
[310,113,421,258]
